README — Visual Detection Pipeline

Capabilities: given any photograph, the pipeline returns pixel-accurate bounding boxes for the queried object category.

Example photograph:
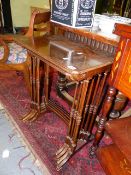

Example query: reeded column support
[56,79,89,170]
[22,53,45,122]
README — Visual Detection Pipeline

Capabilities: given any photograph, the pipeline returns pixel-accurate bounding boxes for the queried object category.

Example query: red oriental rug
[0,70,109,175]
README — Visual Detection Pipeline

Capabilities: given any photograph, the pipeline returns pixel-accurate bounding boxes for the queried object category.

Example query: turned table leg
[90,86,117,157]
[79,72,108,141]
[56,79,89,170]
[56,72,76,104]
[109,91,127,119]
[56,72,67,96]
[22,54,43,122]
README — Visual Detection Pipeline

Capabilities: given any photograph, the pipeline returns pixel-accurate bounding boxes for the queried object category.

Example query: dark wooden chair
[90,23,131,157]
[0,9,50,93]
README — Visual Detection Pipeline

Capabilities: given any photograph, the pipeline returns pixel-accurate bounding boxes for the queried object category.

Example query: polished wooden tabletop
[14,34,113,80]
[13,33,115,170]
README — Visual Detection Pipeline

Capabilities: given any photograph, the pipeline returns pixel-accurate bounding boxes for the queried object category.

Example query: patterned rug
[0,70,108,175]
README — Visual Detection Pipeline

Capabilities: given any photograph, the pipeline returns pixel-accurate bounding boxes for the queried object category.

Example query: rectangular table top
[14,34,114,80]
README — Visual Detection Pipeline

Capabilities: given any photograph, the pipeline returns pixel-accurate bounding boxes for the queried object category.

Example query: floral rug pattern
[0,70,107,175]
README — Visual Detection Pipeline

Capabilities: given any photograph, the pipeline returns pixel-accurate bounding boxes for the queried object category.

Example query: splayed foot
[56,143,72,171]
[22,109,38,122]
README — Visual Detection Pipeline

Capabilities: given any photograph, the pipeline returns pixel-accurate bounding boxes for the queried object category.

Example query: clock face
[55,0,69,10]
[80,0,94,9]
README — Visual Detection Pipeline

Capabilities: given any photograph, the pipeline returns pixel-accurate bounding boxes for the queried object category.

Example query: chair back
[25,9,51,37]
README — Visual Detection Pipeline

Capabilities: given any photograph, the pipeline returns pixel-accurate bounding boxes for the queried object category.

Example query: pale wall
[10,0,50,27]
